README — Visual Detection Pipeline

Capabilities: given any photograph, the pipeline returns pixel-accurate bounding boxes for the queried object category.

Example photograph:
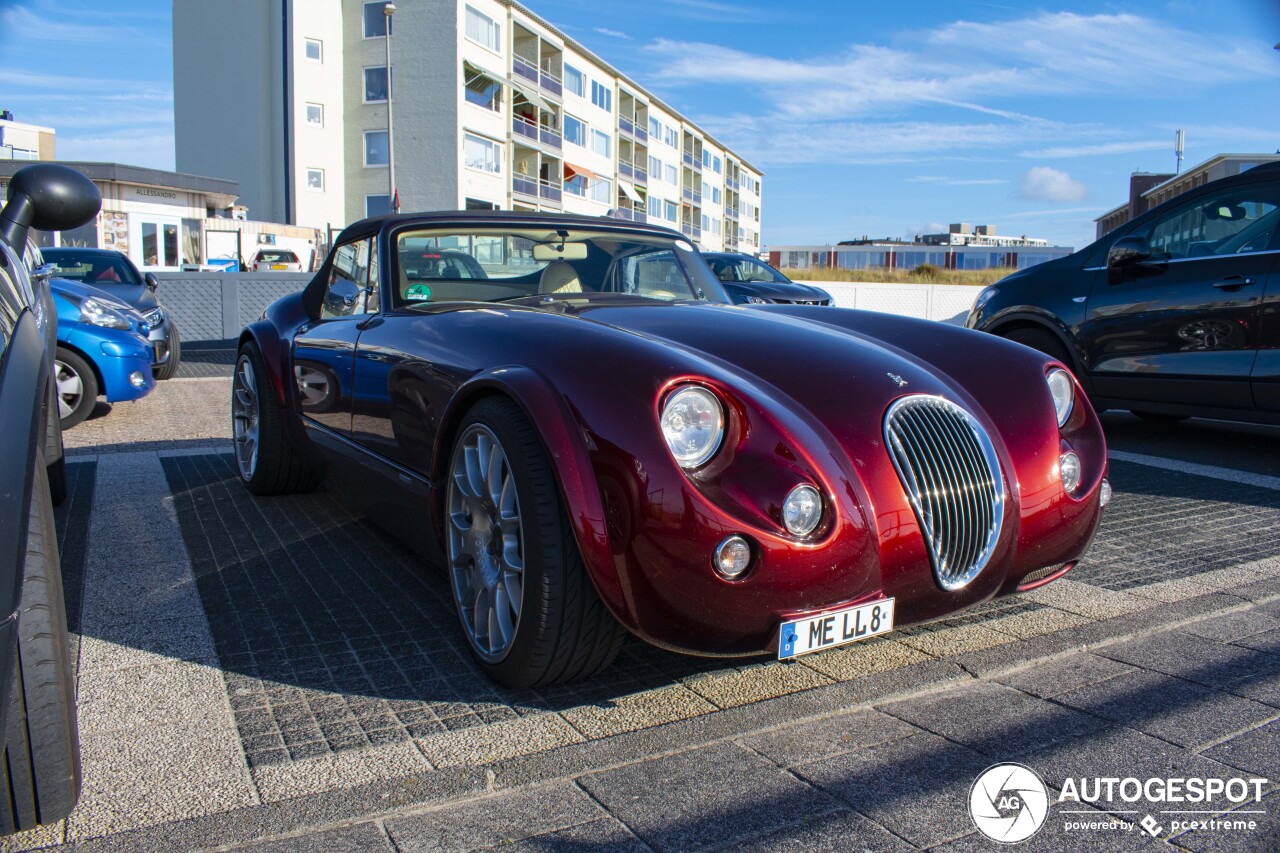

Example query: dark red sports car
[232,211,1109,687]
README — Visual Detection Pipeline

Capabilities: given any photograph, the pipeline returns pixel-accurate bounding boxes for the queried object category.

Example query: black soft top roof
[332,209,686,246]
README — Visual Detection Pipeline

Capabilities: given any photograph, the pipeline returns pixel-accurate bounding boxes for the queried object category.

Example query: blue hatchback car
[50,278,155,428]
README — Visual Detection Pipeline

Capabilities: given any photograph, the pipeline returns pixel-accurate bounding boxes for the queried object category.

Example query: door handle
[1212,276,1255,290]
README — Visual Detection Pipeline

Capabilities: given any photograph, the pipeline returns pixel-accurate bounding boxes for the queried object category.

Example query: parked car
[966,161,1280,424]
[233,211,1108,688]
[251,248,303,272]
[0,163,100,834]
[50,277,156,428]
[702,251,833,305]
[40,247,183,380]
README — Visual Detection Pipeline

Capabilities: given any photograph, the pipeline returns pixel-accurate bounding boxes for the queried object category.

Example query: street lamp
[384,2,398,213]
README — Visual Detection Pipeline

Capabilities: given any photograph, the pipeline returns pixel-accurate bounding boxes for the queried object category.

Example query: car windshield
[44,250,142,285]
[258,250,299,263]
[709,255,789,283]
[392,227,729,306]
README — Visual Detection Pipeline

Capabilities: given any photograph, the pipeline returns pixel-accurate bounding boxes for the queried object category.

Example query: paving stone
[1019,579,1148,619]
[578,742,832,852]
[1127,577,1217,603]
[225,822,394,852]
[684,659,833,708]
[557,684,716,740]
[800,638,932,681]
[1054,669,1279,750]
[740,708,919,768]
[385,782,603,853]
[896,623,1013,658]
[1184,609,1280,643]
[715,808,914,852]
[985,606,1090,639]
[470,816,646,852]
[1094,630,1280,690]
[1203,719,1280,780]
[994,653,1135,699]
[879,680,1106,758]
[794,731,989,848]
[415,714,586,769]
[1168,789,1280,852]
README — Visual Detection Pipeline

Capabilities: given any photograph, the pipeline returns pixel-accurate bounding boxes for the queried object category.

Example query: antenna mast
[1175,129,1185,175]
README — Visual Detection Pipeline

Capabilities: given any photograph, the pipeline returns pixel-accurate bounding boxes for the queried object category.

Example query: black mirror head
[144,272,160,290]
[1107,235,1152,268]
[0,164,102,251]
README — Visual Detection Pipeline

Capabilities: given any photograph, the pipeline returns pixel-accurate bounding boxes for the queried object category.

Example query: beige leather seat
[538,261,583,294]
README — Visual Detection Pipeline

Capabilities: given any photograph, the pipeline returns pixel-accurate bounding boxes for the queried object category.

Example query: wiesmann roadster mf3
[232,211,1109,687]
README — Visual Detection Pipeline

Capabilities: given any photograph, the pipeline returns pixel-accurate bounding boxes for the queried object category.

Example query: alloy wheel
[446,424,525,663]
[54,360,83,420]
[232,354,260,480]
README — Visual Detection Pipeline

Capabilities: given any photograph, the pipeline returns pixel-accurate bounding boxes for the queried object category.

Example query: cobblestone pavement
[9,385,1280,851]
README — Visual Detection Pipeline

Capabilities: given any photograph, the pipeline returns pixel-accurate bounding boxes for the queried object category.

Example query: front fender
[431,366,630,630]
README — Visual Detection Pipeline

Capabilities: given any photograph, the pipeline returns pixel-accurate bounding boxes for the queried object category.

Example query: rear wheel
[232,340,322,496]
[445,398,625,688]
[1004,327,1074,372]
[0,449,80,833]
[153,325,181,381]
[53,348,97,430]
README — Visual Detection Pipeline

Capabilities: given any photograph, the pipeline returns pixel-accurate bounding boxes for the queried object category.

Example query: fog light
[713,536,752,579]
[129,371,146,388]
[782,484,822,536]
[1060,451,1082,494]
[1099,478,1112,508]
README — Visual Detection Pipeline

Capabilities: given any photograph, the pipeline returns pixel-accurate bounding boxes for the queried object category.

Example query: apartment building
[173,0,762,253]
[0,111,55,161]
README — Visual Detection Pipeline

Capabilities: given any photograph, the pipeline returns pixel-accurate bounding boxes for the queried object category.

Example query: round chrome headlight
[1060,451,1082,494]
[660,386,725,469]
[1047,368,1074,427]
[782,484,822,536]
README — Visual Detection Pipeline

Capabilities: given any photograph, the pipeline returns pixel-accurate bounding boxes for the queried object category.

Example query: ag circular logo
[969,763,1050,843]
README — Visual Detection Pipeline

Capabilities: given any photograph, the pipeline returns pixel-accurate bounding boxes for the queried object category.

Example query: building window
[362,2,392,38]
[464,5,501,52]
[648,155,661,179]
[711,219,721,235]
[305,102,323,126]
[366,194,391,217]
[463,133,502,174]
[711,187,720,204]
[590,177,611,203]
[664,126,678,148]
[364,66,391,103]
[591,128,610,158]
[664,200,677,222]
[713,155,722,174]
[665,163,677,185]
[464,66,502,111]
[304,38,322,62]
[305,168,324,191]
[466,198,498,210]
[563,115,585,147]
[564,64,584,97]
[701,214,710,230]
[590,79,611,112]
[649,117,661,139]
[565,174,587,196]
[364,130,389,166]
[647,195,661,218]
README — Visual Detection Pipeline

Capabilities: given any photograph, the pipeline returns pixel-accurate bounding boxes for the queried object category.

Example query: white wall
[796,281,983,326]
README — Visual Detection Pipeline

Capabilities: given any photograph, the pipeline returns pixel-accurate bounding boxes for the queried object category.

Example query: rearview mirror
[144,272,159,291]
[1107,235,1152,269]
[1204,202,1247,221]
[533,241,588,261]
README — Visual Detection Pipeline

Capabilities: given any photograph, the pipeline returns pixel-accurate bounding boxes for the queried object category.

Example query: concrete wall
[797,281,983,326]
[157,275,983,346]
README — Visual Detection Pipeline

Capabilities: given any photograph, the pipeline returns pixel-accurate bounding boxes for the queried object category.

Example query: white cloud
[1019,168,1088,203]
[594,27,631,39]
[909,175,1008,186]
[1019,140,1171,159]
[0,5,165,48]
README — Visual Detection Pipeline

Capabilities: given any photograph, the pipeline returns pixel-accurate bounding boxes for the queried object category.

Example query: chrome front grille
[884,395,1005,590]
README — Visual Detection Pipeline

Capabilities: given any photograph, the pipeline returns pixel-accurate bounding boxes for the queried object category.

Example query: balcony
[619,161,634,180]
[692,226,702,241]
[513,54,539,84]
[726,177,739,191]
[725,206,739,219]
[539,125,562,149]
[693,158,703,173]
[539,180,562,203]
[619,116,635,138]
[680,223,693,237]
[632,168,647,185]
[682,151,695,167]
[513,114,539,142]
[682,187,694,202]
[513,175,538,199]
[693,192,702,205]
[539,64,562,97]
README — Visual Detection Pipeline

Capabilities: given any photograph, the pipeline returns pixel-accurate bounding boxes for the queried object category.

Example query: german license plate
[778,598,895,659]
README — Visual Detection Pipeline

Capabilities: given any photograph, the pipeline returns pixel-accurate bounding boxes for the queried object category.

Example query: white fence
[796,281,984,326]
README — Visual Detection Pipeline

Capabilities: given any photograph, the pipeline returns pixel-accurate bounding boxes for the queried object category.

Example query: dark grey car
[41,246,183,379]
[701,252,833,305]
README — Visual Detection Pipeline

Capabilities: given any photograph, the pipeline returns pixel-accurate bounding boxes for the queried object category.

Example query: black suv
[0,164,101,833]
[967,162,1280,424]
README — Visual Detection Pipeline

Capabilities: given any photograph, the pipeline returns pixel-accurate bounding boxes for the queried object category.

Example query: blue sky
[2,0,1278,250]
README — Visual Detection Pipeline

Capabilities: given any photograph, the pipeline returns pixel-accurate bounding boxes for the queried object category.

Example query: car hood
[722,280,830,302]
[75,281,159,312]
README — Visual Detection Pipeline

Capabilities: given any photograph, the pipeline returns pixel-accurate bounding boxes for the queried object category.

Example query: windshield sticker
[406,284,432,301]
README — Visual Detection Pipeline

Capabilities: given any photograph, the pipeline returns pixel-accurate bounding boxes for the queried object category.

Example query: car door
[1251,264,1280,412]
[292,237,377,433]
[1082,180,1280,410]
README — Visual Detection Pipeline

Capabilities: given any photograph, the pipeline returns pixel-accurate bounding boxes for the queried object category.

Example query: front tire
[1,449,80,833]
[153,325,181,381]
[232,340,321,496]
[445,398,624,688]
[53,348,97,430]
